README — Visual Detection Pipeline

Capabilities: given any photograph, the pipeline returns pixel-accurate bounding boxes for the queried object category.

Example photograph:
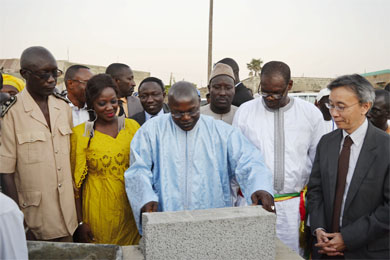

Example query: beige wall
[0,58,150,92]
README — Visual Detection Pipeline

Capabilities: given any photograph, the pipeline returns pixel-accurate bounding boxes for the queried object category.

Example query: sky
[1,0,389,88]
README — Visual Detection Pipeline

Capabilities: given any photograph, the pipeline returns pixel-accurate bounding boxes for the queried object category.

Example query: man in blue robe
[125,81,274,233]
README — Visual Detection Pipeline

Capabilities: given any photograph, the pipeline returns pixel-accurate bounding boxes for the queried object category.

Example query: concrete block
[142,206,276,260]
[28,241,122,260]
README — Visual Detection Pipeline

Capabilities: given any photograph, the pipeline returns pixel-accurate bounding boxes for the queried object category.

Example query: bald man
[0,46,77,241]
[125,81,274,234]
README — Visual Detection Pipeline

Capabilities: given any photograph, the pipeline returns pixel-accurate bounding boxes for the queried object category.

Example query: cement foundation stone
[141,206,276,260]
[28,241,122,260]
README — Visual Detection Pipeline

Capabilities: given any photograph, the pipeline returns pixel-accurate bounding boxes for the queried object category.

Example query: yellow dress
[70,118,141,245]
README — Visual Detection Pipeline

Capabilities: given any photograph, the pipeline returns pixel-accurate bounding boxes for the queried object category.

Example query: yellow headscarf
[2,74,26,92]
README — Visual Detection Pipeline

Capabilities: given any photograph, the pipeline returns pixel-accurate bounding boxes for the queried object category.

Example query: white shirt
[324,119,336,133]
[145,108,164,122]
[233,97,326,194]
[68,97,89,127]
[0,192,28,260]
[339,119,368,226]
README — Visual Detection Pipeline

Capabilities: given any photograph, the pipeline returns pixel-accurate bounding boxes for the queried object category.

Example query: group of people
[0,46,389,260]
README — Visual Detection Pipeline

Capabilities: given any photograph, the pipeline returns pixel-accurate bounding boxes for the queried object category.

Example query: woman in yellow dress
[70,74,140,245]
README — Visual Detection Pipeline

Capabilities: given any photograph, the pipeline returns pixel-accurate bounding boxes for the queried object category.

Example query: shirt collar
[66,95,87,109]
[342,118,368,147]
[145,107,164,121]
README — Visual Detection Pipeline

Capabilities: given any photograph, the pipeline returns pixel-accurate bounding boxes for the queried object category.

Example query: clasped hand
[315,229,346,256]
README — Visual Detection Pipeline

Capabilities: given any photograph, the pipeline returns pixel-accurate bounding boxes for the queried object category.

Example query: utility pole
[207,0,213,81]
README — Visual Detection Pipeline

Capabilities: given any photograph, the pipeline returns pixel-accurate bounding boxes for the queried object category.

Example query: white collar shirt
[339,118,368,226]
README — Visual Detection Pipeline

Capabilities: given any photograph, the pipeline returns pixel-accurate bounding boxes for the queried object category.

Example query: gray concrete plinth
[141,206,276,260]
[27,241,122,260]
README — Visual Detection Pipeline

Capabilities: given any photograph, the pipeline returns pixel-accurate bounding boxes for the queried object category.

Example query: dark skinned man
[200,63,237,125]
[64,65,93,126]
[218,57,253,107]
[315,88,336,133]
[368,89,390,134]
[131,77,169,126]
[125,81,274,234]
[0,46,77,242]
[106,63,143,117]
[233,61,325,255]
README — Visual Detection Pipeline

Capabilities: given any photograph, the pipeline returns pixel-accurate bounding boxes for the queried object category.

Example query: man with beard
[0,46,77,241]
[125,81,274,234]
[218,58,253,107]
[200,63,237,125]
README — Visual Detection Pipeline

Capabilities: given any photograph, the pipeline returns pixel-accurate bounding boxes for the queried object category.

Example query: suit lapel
[328,130,343,206]
[343,124,376,213]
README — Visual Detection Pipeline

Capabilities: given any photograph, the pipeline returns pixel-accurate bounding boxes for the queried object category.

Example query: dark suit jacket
[307,122,389,259]
[131,103,170,126]
[232,82,253,107]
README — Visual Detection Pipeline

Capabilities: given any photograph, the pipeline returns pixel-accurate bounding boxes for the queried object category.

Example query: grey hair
[327,74,375,104]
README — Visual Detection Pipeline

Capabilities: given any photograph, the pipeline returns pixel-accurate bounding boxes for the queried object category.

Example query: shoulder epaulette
[52,92,70,104]
[0,95,17,117]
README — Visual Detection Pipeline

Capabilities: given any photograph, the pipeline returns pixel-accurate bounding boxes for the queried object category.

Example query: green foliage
[247,58,264,77]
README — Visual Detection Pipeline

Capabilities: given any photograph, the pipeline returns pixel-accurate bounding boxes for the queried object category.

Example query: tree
[247,58,263,77]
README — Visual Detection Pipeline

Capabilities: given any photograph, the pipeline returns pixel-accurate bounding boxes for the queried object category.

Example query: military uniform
[0,89,77,240]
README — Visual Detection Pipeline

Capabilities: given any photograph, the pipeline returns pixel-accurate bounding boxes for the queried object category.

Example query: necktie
[118,100,125,117]
[331,135,353,232]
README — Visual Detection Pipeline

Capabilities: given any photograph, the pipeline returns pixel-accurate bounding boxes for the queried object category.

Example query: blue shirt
[125,114,273,233]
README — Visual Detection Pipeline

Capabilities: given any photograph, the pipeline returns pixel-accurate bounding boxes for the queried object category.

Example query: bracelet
[78,221,84,227]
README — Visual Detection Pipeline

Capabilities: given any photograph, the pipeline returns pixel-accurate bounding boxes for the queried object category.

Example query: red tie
[331,135,353,232]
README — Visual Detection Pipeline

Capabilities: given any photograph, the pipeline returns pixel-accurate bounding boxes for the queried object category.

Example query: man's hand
[75,223,95,243]
[251,190,275,213]
[315,231,346,256]
[141,201,158,213]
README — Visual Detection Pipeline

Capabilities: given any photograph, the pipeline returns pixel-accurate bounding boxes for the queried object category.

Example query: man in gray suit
[307,74,389,259]
[131,77,169,126]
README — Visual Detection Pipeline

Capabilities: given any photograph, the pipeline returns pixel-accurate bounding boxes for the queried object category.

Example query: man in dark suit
[307,74,389,259]
[217,58,253,107]
[131,77,169,126]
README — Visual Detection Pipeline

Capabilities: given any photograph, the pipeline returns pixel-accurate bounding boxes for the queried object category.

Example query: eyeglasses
[171,110,199,119]
[258,87,288,100]
[325,102,360,112]
[24,69,63,81]
[71,79,88,85]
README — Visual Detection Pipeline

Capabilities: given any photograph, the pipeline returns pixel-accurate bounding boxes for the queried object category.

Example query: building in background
[0,59,150,92]
[360,69,390,89]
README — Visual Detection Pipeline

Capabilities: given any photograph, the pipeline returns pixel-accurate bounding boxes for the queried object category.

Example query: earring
[87,109,97,122]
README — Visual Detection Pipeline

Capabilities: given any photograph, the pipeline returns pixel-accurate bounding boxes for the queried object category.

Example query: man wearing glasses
[125,81,274,234]
[0,46,78,242]
[64,65,93,126]
[233,61,325,254]
[307,75,389,259]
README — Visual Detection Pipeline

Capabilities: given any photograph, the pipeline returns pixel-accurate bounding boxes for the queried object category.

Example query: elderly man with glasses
[307,75,389,259]
[63,65,93,126]
[124,81,274,234]
[0,46,78,242]
[233,61,326,255]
